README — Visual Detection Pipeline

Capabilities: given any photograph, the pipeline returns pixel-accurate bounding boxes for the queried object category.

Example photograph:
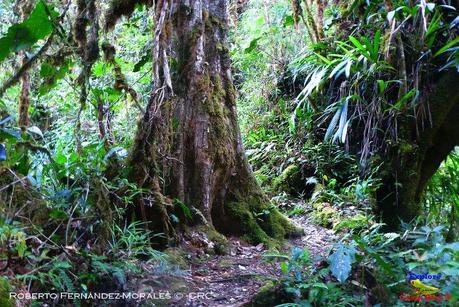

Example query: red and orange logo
[399,276,451,302]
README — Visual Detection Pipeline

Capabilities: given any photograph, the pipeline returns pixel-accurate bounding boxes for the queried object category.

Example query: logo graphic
[410,279,440,295]
[399,272,451,302]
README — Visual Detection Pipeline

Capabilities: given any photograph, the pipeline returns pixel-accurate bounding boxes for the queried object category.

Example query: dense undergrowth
[0,4,172,305]
[0,0,458,306]
[233,0,459,305]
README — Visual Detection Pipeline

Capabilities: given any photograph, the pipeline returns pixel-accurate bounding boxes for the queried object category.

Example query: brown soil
[126,216,336,307]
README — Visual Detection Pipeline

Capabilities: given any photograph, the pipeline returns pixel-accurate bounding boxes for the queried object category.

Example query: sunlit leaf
[92,62,112,77]
[244,37,262,53]
[434,37,459,57]
[377,80,385,94]
[0,1,55,63]
[328,243,356,282]
[426,3,436,12]
[450,16,459,29]
[27,125,43,138]
[334,100,348,143]
[387,10,396,23]
[0,115,13,126]
[283,15,294,27]
[325,107,341,141]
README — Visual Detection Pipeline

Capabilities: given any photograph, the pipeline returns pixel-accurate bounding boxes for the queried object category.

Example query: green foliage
[265,247,362,306]
[310,202,339,228]
[15,221,167,304]
[39,58,73,95]
[333,222,459,304]
[287,0,459,164]
[328,243,356,282]
[0,277,14,307]
[173,199,193,221]
[0,219,28,259]
[273,164,302,195]
[0,1,56,63]
[21,259,75,294]
[108,221,166,260]
[0,0,457,305]
[232,0,306,137]
[0,4,161,301]
[270,218,459,306]
[86,254,128,287]
[424,149,459,236]
[333,214,369,232]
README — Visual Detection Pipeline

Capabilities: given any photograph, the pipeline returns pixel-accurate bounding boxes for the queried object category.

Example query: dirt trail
[131,217,337,307]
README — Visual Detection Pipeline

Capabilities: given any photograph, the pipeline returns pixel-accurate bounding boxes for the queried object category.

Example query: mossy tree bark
[17,0,35,132]
[127,0,297,247]
[376,72,459,229]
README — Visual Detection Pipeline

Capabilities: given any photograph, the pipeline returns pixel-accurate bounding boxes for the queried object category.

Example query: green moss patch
[333,214,369,232]
[273,164,303,196]
[163,247,188,269]
[226,197,302,249]
[196,225,228,255]
[311,202,339,228]
[250,281,294,306]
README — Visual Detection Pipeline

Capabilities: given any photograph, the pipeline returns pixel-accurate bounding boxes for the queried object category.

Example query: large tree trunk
[377,72,459,229]
[127,0,297,248]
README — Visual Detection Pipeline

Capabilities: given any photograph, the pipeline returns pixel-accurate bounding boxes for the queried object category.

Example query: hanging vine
[74,0,100,154]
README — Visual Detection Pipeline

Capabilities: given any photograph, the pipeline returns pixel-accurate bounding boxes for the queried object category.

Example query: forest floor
[125,215,337,307]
